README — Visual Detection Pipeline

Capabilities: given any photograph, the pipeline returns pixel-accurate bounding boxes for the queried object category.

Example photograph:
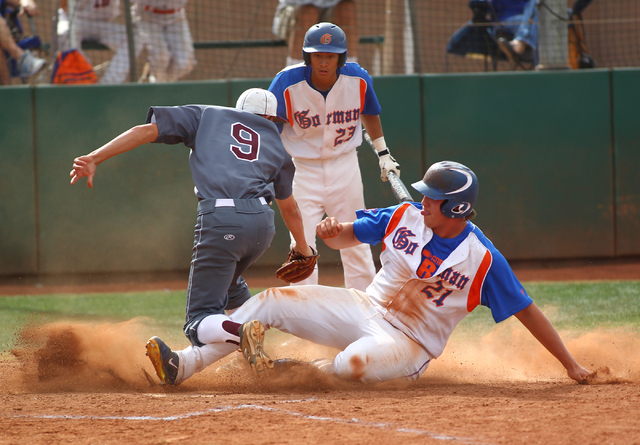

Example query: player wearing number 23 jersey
[269,62,380,160]
[267,23,395,291]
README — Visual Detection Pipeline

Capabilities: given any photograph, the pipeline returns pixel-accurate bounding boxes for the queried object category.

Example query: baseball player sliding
[69,88,314,385]
[149,161,591,386]
[268,22,401,291]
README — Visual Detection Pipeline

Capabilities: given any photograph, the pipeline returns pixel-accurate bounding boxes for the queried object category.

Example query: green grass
[0,288,267,357]
[454,280,640,339]
[1,281,639,357]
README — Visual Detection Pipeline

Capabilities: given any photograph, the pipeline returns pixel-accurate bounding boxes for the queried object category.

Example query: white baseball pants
[290,150,376,291]
[177,286,431,384]
[138,10,195,82]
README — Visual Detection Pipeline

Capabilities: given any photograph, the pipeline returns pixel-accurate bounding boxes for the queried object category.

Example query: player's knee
[333,350,370,382]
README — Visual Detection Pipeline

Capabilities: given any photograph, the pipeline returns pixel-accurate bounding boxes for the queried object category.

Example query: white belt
[215,197,267,207]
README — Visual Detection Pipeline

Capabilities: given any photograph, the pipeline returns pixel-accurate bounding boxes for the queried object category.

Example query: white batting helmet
[236,88,287,123]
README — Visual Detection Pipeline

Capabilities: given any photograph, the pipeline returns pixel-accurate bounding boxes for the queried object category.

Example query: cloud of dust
[7,312,638,394]
[10,318,155,392]
[428,315,640,384]
[7,320,353,393]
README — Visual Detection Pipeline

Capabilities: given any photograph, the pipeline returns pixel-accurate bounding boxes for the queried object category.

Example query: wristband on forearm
[373,137,389,157]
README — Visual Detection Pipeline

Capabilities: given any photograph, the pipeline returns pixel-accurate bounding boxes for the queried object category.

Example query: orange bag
[51,49,98,84]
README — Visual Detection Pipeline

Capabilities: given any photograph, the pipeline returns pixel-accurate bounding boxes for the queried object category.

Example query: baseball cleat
[239,320,274,378]
[145,337,179,385]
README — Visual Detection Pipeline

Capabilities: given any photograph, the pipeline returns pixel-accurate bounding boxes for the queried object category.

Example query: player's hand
[379,153,401,182]
[568,363,592,382]
[292,243,314,257]
[70,155,97,187]
[316,217,343,239]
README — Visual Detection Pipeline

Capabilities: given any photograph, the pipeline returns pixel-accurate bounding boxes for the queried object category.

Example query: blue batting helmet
[411,161,479,218]
[302,22,348,67]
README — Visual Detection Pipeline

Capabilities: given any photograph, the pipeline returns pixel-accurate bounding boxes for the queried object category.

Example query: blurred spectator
[58,0,141,84]
[273,0,358,66]
[136,0,195,82]
[488,0,539,65]
[0,0,45,84]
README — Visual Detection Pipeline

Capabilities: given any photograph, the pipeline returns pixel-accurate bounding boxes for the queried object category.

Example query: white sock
[197,313,239,344]
[179,342,237,383]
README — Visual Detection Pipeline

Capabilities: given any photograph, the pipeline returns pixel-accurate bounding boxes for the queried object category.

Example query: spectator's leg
[512,0,539,53]
[0,50,10,85]
[288,4,320,65]
[0,18,46,80]
[0,18,24,60]
[148,38,171,83]
[141,21,171,83]
[164,14,195,81]
[94,21,133,84]
[333,0,358,60]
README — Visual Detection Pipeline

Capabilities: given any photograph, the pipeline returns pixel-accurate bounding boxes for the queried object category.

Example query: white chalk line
[11,397,488,444]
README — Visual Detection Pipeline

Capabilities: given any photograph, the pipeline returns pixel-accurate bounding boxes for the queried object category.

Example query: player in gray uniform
[70,88,313,385]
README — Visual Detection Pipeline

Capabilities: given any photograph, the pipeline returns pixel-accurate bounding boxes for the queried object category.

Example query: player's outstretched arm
[514,302,591,382]
[70,123,159,188]
[275,195,313,256]
[316,217,361,250]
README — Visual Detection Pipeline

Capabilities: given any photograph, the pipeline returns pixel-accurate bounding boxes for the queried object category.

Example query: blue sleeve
[146,105,202,148]
[268,71,288,122]
[481,250,533,323]
[352,205,404,245]
[341,63,381,116]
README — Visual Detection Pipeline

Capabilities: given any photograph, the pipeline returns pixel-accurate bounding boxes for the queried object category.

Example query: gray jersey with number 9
[147,105,295,202]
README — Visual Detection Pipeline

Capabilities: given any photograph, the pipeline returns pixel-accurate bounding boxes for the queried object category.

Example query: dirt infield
[1,260,640,445]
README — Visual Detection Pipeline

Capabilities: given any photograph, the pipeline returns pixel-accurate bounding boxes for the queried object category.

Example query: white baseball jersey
[74,0,121,21]
[137,0,189,25]
[354,202,533,359]
[268,62,381,160]
[139,0,189,10]
[277,0,343,7]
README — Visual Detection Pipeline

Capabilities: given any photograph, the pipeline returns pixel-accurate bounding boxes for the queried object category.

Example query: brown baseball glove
[276,246,319,283]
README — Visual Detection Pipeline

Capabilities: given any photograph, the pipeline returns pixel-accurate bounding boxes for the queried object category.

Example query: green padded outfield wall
[34,81,227,274]
[0,86,38,275]
[2,71,636,278]
[612,69,640,256]
[422,70,614,260]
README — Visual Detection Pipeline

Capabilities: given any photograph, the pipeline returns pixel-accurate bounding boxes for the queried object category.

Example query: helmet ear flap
[338,52,347,67]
